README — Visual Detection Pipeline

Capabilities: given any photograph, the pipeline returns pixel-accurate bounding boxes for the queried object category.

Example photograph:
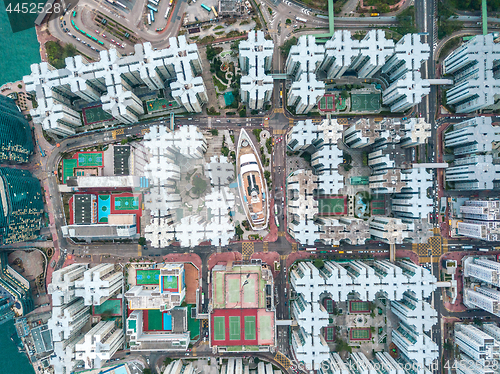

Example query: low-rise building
[209,262,275,352]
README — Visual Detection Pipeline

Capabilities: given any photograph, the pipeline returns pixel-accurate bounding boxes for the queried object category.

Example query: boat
[236,129,269,231]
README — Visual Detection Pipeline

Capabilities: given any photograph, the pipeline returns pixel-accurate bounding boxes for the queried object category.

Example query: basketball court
[77,152,103,167]
[136,269,160,285]
[317,195,347,216]
[113,195,140,211]
[82,105,114,126]
[349,301,370,313]
[350,327,371,341]
[350,93,380,112]
[98,195,111,223]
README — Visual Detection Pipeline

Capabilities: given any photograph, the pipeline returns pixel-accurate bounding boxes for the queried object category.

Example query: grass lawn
[213,76,227,92]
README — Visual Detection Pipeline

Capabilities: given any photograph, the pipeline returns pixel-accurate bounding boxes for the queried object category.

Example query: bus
[169,0,173,5]
[72,10,76,17]
[295,16,306,23]
[71,19,75,26]
[147,13,151,25]
[211,5,218,17]
[147,4,158,12]
[164,6,170,18]
[150,9,155,22]
[305,247,317,251]
[201,3,211,12]
[98,40,104,45]
[149,0,159,5]
[115,1,127,8]
[370,12,379,16]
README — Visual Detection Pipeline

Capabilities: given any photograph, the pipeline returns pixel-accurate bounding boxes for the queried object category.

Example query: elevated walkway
[271,74,289,80]
[276,320,296,326]
[428,79,453,85]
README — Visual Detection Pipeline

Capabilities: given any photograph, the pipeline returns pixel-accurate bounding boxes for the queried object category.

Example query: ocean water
[0,1,41,86]
[0,320,35,374]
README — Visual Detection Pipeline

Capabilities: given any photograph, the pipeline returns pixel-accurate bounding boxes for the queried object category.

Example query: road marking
[278,231,285,236]
[242,242,254,260]
[292,243,297,252]
[138,244,142,256]
[263,242,269,252]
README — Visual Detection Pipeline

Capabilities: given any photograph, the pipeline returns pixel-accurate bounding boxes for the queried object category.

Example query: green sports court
[77,152,103,167]
[244,316,256,340]
[350,93,381,112]
[350,327,371,341]
[213,316,226,341]
[136,269,160,285]
[82,105,114,125]
[229,316,241,340]
[317,195,347,216]
[62,159,78,183]
[113,195,140,211]
[318,95,336,111]
[323,298,335,313]
[349,301,370,313]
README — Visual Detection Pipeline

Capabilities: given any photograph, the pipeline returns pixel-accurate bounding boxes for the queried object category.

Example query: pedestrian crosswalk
[289,118,294,126]
[274,108,284,113]
[274,129,286,134]
[263,241,268,252]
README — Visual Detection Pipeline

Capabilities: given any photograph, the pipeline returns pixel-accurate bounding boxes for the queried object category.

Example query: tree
[121,138,128,145]
[192,175,207,195]
[340,90,349,100]
[138,237,146,246]
[143,369,152,374]
[210,129,219,136]
[285,18,291,24]
[313,258,324,269]
[335,337,351,353]
[235,225,244,239]
[253,128,262,142]
[100,309,114,321]
[280,36,297,58]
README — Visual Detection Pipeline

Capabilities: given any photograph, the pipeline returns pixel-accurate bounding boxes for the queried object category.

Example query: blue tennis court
[98,195,111,223]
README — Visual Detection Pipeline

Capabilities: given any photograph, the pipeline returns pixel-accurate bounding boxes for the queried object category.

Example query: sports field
[225,273,258,308]
[162,275,179,292]
[62,159,77,183]
[244,316,256,340]
[211,309,270,346]
[229,316,241,340]
[136,269,160,285]
[318,94,336,112]
[350,328,371,341]
[371,200,386,215]
[146,98,178,113]
[350,93,380,112]
[146,309,163,331]
[77,152,103,167]
[324,327,336,341]
[114,195,139,211]
[323,298,335,313]
[82,105,114,125]
[213,316,226,341]
[317,196,346,216]
[349,301,370,313]
[98,195,111,223]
